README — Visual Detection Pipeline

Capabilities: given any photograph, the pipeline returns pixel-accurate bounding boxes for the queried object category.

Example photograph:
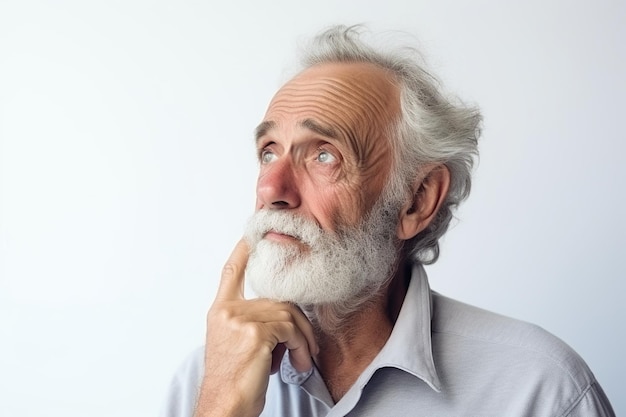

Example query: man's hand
[193,239,319,417]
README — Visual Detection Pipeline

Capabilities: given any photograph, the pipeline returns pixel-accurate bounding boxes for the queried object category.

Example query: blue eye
[317,150,336,164]
[261,150,276,164]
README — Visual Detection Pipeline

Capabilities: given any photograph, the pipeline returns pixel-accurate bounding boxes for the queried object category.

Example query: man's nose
[256,158,301,209]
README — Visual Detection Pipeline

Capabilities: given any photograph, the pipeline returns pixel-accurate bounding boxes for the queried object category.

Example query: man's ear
[396,165,450,240]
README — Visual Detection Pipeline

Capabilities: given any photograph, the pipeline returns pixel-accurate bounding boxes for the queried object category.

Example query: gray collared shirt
[161,265,615,416]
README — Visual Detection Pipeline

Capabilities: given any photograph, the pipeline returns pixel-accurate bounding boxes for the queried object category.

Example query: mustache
[245,210,326,246]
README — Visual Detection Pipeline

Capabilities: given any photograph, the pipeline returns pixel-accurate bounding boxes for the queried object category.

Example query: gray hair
[299,25,482,265]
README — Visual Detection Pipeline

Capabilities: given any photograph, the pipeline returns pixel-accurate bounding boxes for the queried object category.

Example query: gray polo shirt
[161,265,615,416]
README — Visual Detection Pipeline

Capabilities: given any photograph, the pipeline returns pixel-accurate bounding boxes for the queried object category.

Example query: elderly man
[162,26,615,417]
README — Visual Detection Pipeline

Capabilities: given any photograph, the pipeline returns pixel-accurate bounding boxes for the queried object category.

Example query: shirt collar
[280,263,442,396]
[365,263,442,392]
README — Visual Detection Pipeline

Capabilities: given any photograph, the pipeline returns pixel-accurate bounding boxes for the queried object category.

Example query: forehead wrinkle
[298,81,393,150]
[318,74,394,108]
[277,79,393,122]
[269,88,390,144]
[320,77,393,112]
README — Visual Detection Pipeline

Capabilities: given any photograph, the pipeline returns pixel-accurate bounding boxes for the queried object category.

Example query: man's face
[254,62,400,231]
[246,62,402,305]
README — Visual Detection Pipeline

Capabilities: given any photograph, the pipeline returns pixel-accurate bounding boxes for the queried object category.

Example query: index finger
[215,238,250,300]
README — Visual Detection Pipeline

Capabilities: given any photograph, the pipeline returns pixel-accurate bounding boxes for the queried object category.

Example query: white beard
[243,198,401,307]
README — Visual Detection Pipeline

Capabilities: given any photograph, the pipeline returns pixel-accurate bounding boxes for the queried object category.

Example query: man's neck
[311,264,411,402]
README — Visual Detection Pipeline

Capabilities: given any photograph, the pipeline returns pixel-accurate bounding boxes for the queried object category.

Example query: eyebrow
[299,118,338,140]
[254,118,339,143]
[255,121,276,143]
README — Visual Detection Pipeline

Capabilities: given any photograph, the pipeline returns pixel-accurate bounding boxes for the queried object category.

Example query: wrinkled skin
[255,62,400,231]
[194,62,449,416]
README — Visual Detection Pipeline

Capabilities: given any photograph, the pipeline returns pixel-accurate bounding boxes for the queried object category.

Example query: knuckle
[276,309,293,322]
[242,322,264,340]
[283,321,296,334]
[207,305,233,322]
[273,319,296,339]
[221,261,241,278]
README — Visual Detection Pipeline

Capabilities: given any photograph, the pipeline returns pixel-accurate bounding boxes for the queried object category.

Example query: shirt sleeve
[562,381,616,417]
[159,347,205,417]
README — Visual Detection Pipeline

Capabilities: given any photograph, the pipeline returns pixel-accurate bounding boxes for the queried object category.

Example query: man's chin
[247,265,351,306]
[249,282,341,305]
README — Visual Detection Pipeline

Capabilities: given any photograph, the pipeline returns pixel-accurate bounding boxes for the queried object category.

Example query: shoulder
[430,292,605,415]
[431,292,591,381]
[432,292,577,353]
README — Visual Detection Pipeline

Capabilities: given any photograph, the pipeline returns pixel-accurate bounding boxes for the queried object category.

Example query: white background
[1,1,624,415]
